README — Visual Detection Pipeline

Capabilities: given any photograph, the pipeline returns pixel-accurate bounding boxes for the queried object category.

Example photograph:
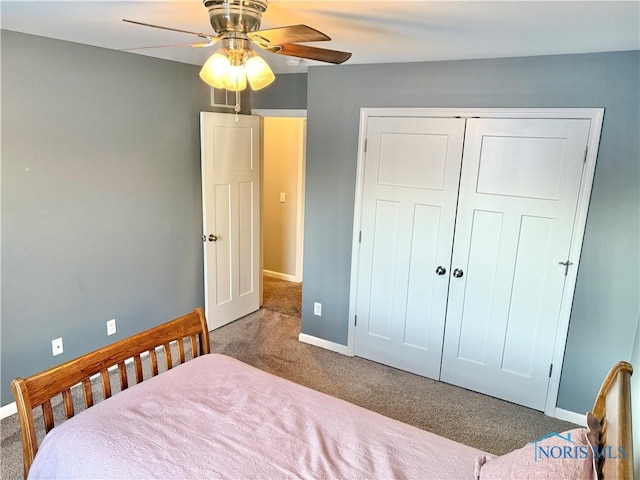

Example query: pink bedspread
[29,354,487,479]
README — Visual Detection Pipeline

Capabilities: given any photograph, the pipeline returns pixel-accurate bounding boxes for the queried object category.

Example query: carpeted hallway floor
[1,278,578,479]
[262,275,302,317]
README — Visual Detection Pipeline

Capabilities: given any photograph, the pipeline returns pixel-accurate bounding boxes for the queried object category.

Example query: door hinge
[364,139,368,153]
[354,315,358,326]
[558,259,574,276]
[549,364,553,378]
[583,146,588,164]
[358,231,362,243]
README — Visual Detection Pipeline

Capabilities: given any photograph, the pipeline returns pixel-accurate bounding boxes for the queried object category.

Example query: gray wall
[1,31,211,406]
[251,72,307,110]
[300,51,640,414]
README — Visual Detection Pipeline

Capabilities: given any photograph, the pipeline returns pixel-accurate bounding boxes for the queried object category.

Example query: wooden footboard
[11,308,210,479]
[593,361,634,480]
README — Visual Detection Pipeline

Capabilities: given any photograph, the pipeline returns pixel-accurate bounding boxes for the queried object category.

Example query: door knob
[435,266,447,275]
[208,234,218,242]
[453,268,464,278]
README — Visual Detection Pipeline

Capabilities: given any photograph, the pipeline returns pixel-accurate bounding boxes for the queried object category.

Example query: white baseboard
[554,407,586,426]
[0,401,17,420]
[298,333,351,356]
[263,270,300,283]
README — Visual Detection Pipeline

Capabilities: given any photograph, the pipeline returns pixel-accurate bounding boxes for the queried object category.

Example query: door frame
[347,107,604,417]
[252,109,307,283]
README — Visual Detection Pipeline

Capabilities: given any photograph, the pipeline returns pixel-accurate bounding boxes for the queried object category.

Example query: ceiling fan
[123,0,352,92]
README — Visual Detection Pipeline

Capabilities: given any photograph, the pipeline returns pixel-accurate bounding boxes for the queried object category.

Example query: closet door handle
[208,234,218,242]
[435,266,447,275]
[453,268,464,278]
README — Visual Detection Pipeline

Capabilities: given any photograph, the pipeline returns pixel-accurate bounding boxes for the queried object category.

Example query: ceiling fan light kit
[199,39,275,91]
[124,0,351,93]
[244,53,276,90]
[199,0,273,91]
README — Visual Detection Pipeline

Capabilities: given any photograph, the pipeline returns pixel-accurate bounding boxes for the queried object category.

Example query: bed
[11,308,634,479]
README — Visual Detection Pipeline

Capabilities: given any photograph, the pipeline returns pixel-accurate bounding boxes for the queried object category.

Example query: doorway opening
[254,110,306,317]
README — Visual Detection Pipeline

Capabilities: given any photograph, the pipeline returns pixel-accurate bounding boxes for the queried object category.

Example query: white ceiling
[2,1,639,74]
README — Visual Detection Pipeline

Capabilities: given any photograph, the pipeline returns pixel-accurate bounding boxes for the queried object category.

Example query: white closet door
[201,112,261,331]
[354,117,465,379]
[440,118,591,410]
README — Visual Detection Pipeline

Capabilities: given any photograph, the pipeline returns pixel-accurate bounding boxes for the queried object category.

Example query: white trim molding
[295,119,307,283]
[554,407,587,426]
[348,107,605,417]
[251,109,307,118]
[0,402,17,420]
[263,269,300,283]
[299,333,352,356]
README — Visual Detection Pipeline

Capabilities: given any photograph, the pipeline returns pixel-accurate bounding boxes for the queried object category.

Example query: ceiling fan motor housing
[203,0,268,34]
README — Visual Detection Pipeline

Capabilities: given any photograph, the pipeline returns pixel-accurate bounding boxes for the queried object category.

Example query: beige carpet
[1,287,578,478]
[262,276,302,317]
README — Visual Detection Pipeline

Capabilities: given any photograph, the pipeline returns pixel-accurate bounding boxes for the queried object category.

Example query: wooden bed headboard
[592,361,634,480]
[11,308,210,479]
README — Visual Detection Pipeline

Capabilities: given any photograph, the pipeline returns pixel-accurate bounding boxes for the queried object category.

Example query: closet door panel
[404,204,442,349]
[354,117,466,380]
[501,215,555,375]
[441,118,591,411]
[456,210,503,364]
[368,200,401,339]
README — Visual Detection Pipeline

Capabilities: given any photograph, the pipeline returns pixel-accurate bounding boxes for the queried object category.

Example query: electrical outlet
[313,302,322,316]
[107,319,116,336]
[52,337,63,356]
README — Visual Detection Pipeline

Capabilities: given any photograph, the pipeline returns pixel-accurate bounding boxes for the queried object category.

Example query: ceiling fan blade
[121,41,214,51]
[122,19,219,42]
[271,44,352,64]
[249,24,330,47]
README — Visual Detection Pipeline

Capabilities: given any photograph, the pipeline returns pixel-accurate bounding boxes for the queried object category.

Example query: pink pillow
[476,428,596,480]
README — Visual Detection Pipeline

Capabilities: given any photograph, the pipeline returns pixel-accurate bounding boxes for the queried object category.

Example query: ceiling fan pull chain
[234,89,241,124]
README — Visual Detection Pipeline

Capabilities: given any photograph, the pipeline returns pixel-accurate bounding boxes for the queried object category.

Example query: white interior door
[201,112,260,330]
[354,117,466,379]
[440,117,591,410]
